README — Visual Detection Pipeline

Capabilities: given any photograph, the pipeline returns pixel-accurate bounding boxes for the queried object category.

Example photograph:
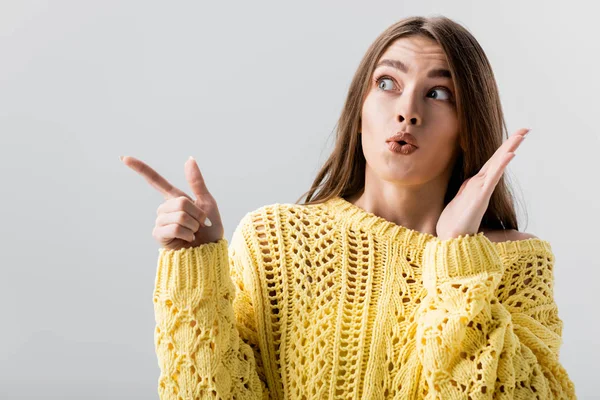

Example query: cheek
[427,108,459,146]
[361,92,389,129]
[424,124,461,174]
[428,104,458,127]
[360,98,374,130]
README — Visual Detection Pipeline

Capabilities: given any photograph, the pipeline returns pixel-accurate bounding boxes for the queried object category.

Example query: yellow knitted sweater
[152,196,577,399]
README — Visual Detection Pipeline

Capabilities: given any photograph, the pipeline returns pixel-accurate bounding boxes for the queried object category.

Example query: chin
[381,171,424,186]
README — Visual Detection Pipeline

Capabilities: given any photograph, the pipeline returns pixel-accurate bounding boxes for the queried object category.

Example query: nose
[397,89,422,126]
[399,115,419,125]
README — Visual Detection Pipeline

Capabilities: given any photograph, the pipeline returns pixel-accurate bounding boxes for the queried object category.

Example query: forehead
[378,35,449,68]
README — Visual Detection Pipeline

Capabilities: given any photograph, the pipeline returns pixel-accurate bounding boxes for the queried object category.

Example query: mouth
[395,140,417,148]
[387,140,418,154]
[387,131,419,148]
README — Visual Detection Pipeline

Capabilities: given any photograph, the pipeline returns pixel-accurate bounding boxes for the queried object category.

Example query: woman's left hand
[436,128,531,241]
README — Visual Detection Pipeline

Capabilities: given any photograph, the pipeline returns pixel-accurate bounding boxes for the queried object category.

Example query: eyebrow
[376,59,452,79]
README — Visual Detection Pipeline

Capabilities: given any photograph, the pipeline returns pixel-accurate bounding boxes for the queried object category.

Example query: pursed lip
[386,132,418,148]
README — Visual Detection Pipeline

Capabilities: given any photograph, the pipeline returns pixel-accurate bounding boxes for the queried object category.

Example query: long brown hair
[295,15,525,232]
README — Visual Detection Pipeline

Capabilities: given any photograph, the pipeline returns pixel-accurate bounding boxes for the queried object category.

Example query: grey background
[1,0,598,398]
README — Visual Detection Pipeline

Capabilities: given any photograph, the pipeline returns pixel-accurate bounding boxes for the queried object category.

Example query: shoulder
[232,201,312,266]
[481,229,539,243]
[244,201,318,222]
[242,202,302,224]
[235,201,308,238]
[230,203,287,264]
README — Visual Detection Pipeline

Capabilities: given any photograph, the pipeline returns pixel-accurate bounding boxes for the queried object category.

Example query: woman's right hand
[121,155,225,251]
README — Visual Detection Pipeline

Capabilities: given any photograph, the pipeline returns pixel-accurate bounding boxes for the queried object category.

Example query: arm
[411,232,576,399]
[153,216,270,400]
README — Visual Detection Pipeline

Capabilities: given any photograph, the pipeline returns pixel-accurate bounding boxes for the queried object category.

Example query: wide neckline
[321,195,553,255]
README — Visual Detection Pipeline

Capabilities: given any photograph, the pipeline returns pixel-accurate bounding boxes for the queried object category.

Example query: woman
[123,16,577,399]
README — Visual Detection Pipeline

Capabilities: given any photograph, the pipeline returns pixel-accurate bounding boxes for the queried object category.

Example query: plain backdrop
[1,1,598,398]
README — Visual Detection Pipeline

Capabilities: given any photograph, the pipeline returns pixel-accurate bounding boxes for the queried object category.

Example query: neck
[347,168,450,237]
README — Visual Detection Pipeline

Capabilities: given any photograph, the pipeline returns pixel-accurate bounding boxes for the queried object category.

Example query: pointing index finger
[121,156,190,200]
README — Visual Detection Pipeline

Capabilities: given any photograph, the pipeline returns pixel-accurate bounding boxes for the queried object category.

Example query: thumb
[184,156,209,199]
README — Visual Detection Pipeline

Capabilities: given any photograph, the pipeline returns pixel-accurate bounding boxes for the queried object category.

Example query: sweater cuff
[422,232,504,289]
[155,239,234,306]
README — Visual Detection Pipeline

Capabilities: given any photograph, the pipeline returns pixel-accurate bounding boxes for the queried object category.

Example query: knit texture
[152,195,577,399]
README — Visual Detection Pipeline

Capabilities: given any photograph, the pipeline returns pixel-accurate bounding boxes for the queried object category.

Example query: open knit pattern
[153,195,577,399]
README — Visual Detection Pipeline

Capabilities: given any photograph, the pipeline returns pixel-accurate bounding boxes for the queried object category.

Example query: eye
[427,87,453,101]
[375,76,396,91]
[375,76,454,102]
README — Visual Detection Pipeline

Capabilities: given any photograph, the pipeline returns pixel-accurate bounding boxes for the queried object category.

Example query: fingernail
[189,156,195,162]
[119,156,124,162]
[204,217,212,227]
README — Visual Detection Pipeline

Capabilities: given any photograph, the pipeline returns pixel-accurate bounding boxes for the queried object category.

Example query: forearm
[154,239,268,399]
[413,233,576,398]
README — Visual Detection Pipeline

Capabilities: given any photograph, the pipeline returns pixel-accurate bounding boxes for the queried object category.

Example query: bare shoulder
[481,229,539,243]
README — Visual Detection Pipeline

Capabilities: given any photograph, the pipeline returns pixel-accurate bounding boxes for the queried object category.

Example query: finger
[156,210,202,232]
[153,224,195,243]
[481,129,527,173]
[484,152,516,192]
[184,157,210,199]
[456,177,471,196]
[122,156,191,200]
[480,128,529,175]
[157,197,206,224]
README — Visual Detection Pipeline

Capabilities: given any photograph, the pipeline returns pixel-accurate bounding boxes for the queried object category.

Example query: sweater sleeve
[152,217,270,399]
[411,232,576,399]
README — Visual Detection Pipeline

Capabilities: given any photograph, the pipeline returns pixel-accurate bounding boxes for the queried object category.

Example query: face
[360,34,460,186]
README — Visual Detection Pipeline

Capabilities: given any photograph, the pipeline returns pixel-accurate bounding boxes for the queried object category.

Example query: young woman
[123,15,577,400]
